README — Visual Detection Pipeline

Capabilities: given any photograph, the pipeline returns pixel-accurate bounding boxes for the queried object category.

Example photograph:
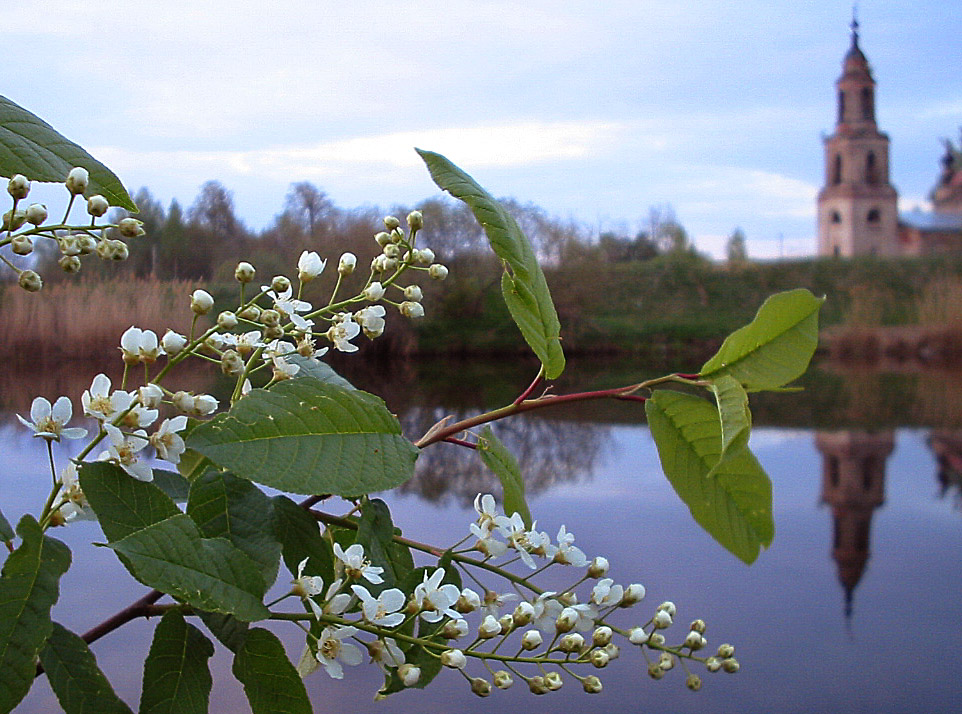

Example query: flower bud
[441,618,469,640]
[86,195,109,217]
[528,676,547,695]
[582,675,603,694]
[65,167,89,195]
[657,601,676,616]
[383,216,400,230]
[716,643,735,659]
[238,304,261,321]
[390,228,404,244]
[705,657,722,673]
[139,384,164,409]
[403,285,423,302]
[407,210,423,231]
[363,282,385,301]
[649,633,665,647]
[428,263,449,280]
[172,391,195,414]
[77,235,97,254]
[60,235,81,256]
[108,239,128,261]
[521,630,542,650]
[652,610,672,629]
[192,394,218,416]
[270,275,290,293]
[590,649,610,669]
[221,349,244,375]
[555,607,578,633]
[382,243,400,259]
[493,670,513,690]
[686,673,702,691]
[25,203,47,225]
[512,601,535,626]
[11,235,33,255]
[440,649,466,669]
[455,588,480,614]
[18,270,42,292]
[374,231,392,247]
[229,262,255,284]
[647,662,664,680]
[217,311,238,330]
[191,289,214,315]
[260,309,281,327]
[498,614,514,634]
[621,583,646,606]
[297,251,325,283]
[58,255,81,273]
[470,677,491,698]
[263,325,284,340]
[684,631,705,650]
[592,626,613,647]
[690,619,707,634]
[658,652,675,671]
[400,301,424,319]
[559,633,584,653]
[478,615,501,639]
[7,174,29,200]
[162,330,188,356]
[587,556,609,578]
[338,252,356,276]
[118,217,145,238]
[603,642,620,660]
[544,671,563,691]
[398,663,421,686]
[417,247,435,265]
[722,657,739,674]
[628,627,649,645]
[3,209,26,231]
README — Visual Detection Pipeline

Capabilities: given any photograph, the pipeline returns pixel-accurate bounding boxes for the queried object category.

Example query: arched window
[838,90,846,123]
[831,211,842,224]
[867,208,881,223]
[860,87,874,120]
[866,152,878,184]
[833,154,843,185]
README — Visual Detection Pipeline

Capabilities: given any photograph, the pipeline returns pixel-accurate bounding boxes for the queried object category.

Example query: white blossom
[351,585,406,627]
[591,579,625,608]
[297,250,326,282]
[354,305,386,338]
[149,416,189,464]
[17,396,86,441]
[333,543,384,584]
[315,626,363,679]
[293,557,325,599]
[99,424,152,481]
[362,282,385,301]
[413,568,461,622]
[326,318,361,353]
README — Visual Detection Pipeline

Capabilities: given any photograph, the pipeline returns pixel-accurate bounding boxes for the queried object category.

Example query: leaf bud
[690,618,707,634]
[686,673,703,691]
[544,672,563,691]
[406,210,423,231]
[470,677,491,698]
[440,649,466,669]
[398,663,421,687]
[587,556,609,578]
[716,643,735,659]
[383,215,400,230]
[521,630,542,650]
[592,626,613,647]
[11,234,33,255]
[217,311,238,330]
[338,252,356,276]
[590,649,610,669]
[416,247,435,265]
[25,203,47,225]
[403,285,423,302]
[374,231,392,247]
[58,255,81,273]
[722,657,740,674]
[260,308,281,327]
[582,675,603,694]
[400,301,424,319]
[3,209,26,231]
[493,670,513,690]
[118,217,145,238]
[65,167,89,196]
[559,632,584,653]
[7,174,29,199]
[86,195,109,217]
[162,330,188,355]
[428,263,448,280]
[18,269,42,292]
[191,289,214,315]
[270,275,290,293]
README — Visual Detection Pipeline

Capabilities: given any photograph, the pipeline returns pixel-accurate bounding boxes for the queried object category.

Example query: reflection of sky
[5,420,961,713]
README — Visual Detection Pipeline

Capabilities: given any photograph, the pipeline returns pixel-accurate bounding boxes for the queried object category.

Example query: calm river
[4,357,961,713]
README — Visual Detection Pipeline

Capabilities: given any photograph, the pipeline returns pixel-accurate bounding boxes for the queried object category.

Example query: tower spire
[851,5,859,47]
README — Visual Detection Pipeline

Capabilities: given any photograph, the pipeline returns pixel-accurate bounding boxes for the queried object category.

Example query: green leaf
[646,391,773,564]
[197,611,249,653]
[109,514,269,622]
[356,499,413,591]
[187,471,281,585]
[0,95,137,211]
[78,462,181,543]
[708,375,752,461]
[139,611,213,714]
[232,628,312,714]
[187,378,419,497]
[286,355,356,389]
[271,496,334,584]
[699,288,824,391]
[477,426,532,529]
[150,470,190,502]
[0,516,71,713]
[417,149,565,379]
[0,508,13,544]
[39,622,132,714]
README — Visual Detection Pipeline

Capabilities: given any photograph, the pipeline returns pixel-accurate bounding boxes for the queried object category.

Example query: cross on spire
[851,5,860,46]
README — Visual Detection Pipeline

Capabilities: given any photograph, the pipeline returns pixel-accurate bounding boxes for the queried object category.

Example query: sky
[4,1,961,259]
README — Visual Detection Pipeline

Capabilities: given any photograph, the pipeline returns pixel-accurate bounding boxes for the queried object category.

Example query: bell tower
[817,17,899,257]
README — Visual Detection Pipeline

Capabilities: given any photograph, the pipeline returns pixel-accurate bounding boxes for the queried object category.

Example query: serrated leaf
[232,628,312,714]
[271,496,335,584]
[109,514,269,622]
[700,288,824,391]
[417,149,565,379]
[0,515,71,713]
[0,95,136,211]
[0,509,13,544]
[78,462,180,543]
[187,471,281,585]
[139,611,213,714]
[286,355,356,389]
[646,391,773,564]
[197,611,249,654]
[187,378,418,497]
[708,375,752,461]
[39,622,132,714]
[356,499,413,592]
[477,426,532,529]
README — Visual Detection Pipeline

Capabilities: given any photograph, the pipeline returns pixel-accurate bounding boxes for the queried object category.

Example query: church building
[816,20,962,257]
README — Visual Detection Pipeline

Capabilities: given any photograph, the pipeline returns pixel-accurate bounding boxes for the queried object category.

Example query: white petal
[30,397,51,424]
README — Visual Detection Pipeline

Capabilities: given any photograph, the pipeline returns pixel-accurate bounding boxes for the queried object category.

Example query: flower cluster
[285,494,738,697]
[1,168,145,292]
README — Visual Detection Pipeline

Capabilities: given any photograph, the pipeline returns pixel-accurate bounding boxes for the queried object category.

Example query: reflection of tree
[928,430,962,510]
[397,406,609,506]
